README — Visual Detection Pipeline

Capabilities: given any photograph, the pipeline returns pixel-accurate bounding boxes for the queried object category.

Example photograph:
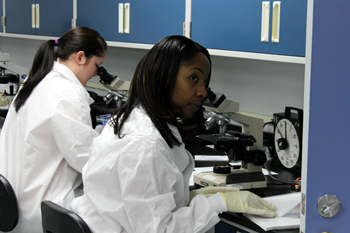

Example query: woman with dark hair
[71,35,276,232]
[0,27,107,232]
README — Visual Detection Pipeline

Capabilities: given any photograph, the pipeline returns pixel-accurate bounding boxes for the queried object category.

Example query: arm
[84,134,225,233]
[51,86,99,172]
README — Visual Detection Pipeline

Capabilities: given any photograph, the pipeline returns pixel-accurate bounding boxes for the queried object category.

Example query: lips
[190,103,201,111]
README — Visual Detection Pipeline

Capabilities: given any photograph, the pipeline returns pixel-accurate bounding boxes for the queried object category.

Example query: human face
[77,54,105,86]
[171,52,210,119]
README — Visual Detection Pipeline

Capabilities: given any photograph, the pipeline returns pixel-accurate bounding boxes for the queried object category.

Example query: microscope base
[194,169,267,190]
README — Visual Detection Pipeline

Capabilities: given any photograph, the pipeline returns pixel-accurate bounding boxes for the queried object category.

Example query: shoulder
[92,109,171,161]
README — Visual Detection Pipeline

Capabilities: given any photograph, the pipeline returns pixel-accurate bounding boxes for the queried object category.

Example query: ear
[76,51,87,65]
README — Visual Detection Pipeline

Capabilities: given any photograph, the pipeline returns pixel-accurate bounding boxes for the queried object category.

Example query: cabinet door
[77,0,124,42]
[6,0,36,35]
[124,0,185,44]
[192,0,307,56]
[77,0,184,44]
[6,0,72,36]
[35,0,73,37]
[192,0,270,54]
[270,0,307,57]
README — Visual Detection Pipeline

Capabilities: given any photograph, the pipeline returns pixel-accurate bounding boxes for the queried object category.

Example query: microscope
[193,88,267,190]
[97,66,129,108]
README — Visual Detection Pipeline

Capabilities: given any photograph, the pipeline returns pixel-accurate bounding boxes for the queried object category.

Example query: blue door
[6,0,36,35]
[303,0,350,231]
[77,0,124,42]
[35,0,72,37]
[77,0,184,44]
[6,0,72,36]
[124,0,184,44]
[192,0,270,54]
[270,0,307,56]
[192,0,307,56]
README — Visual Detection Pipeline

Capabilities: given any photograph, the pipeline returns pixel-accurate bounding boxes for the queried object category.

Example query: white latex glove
[219,190,277,218]
[190,187,239,203]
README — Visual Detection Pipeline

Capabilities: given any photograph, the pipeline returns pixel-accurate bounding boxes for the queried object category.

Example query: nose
[197,83,208,98]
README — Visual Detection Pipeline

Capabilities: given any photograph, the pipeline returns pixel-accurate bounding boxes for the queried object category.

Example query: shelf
[0,33,305,64]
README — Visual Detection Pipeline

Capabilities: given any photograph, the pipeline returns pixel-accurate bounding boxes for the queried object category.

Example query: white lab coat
[71,105,227,233]
[0,62,99,233]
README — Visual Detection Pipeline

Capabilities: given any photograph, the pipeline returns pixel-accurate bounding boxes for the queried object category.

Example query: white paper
[243,192,301,231]
[194,155,229,161]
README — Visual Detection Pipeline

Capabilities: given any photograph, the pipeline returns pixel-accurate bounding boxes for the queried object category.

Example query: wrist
[207,192,227,213]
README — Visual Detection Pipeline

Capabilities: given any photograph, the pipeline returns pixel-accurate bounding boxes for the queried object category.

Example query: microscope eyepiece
[98,66,117,85]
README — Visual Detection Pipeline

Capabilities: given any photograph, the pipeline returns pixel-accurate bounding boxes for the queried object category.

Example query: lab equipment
[273,107,303,174]
[194,89,267,189]
[0,52,29,115]
[97,66,128,107]
[0,66,19,96]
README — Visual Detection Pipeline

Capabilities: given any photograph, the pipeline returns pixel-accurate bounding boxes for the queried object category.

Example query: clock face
[274,118,300,168]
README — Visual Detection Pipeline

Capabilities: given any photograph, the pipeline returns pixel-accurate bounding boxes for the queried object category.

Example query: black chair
[41,200,91,233]
[0,174,19,232]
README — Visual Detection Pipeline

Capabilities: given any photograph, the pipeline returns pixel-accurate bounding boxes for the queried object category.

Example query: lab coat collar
[53,61,83,87]
[135,104,183,142]
[53,61,94,105]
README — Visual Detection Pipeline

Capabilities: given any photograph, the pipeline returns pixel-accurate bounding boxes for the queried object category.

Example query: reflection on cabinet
[5,0,73,37]
[0,0,3,33]
[191,0,307,57]
[77,0,185,44]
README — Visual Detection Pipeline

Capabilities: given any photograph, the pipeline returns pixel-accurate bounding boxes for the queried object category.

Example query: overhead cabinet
[191,0,307,57]
[77,0,185,44]
[5,0,73,36]
[1,0,307,60]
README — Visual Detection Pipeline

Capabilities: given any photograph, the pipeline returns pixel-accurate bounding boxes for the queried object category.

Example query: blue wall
[306,0,350,231]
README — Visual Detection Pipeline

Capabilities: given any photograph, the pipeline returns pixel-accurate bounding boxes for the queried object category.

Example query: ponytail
[14,27,107,112]
[14,40,56,112]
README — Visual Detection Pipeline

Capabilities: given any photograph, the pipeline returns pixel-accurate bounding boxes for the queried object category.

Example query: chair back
[41,200,91,233]
[0,174,19,232]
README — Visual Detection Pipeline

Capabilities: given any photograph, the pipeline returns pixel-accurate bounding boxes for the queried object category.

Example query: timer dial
[274,118,300,169]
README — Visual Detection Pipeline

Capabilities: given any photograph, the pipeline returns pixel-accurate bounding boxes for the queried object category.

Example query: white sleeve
[83,135,223,233]
[51,87,99,172]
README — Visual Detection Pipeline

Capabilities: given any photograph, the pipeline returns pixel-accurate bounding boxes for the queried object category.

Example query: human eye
[190,75,198,82]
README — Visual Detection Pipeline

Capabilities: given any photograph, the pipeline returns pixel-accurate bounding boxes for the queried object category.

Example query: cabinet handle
[271,1,280,43]
[32,4,36,28]
[35,4,40,29]
[261,1,270,42]
[118,3,124,34]
[124,3,130,34]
